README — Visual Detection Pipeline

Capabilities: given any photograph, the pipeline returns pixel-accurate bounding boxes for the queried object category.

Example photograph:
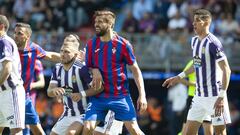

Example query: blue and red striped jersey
[18,41,46,93]
[86,34,136,98]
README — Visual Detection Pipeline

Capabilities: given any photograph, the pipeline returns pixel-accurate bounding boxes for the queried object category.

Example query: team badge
[28,52,32,57]
[202,47,205,54]
[72,75,76,83]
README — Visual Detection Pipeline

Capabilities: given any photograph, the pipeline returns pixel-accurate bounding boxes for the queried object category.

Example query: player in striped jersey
[163,9,231,135]
[179,60,213,135]
[48,34,103,135]
[14,23,60,135]
[83,10,147,135]
[0,15,25,134]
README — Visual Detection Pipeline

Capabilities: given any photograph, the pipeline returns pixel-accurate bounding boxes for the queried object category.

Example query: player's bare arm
[30,72,45,90]
[179,79,195,87]
[71,85,104,102]
[214,59,231,116]
[47,83,65,97]
[0,60,12,85]
[128,62,147,114]
[162,64,195,88]
[44,51,61,62]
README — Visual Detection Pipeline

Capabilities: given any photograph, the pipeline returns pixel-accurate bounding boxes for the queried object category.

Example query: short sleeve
[0,40,13,62]
[50,66,58,84]
[80,66,92,85]
[123,42,136,65]
[209,42,226,62]
[34,44,46,59]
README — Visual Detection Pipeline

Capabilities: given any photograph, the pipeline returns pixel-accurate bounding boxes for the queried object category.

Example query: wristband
[178,72,186,79]
[218,90,226,98]
[80,91,87,97]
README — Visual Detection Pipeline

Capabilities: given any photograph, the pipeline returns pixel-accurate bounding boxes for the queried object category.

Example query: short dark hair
[193,9,212,21]
[0,15,9,31]
[15,22,32,36]
[94,10,116,28]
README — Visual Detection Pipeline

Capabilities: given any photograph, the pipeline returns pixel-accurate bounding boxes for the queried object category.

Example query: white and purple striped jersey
[50,60,92,116]
[0,34,23,92]
[191,33,226,97]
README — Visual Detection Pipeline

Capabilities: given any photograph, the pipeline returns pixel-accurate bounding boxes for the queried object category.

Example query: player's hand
[53,87,65,97]
[214,97,224,116]
[70,93,81,102]
[76,50,85,62]
[137,95,147,115]
[91,68,103,90]
[162,76,181,88]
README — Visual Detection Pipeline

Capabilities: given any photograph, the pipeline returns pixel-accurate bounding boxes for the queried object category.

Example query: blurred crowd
[1,0,240,134]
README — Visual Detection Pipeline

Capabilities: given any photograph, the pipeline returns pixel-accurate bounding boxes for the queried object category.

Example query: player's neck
[63,58,75,71]
[198,30,209,40]
[0,31,6,37]
[100,30,114,42]
[18,41,28,50]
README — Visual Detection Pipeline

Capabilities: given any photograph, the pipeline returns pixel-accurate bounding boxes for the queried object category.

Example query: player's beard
[96,27,108,37]
[62,57,75,65]
[15,38,27,48]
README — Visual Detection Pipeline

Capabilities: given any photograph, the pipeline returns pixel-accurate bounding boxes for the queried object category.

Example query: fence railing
[29,31,240,72]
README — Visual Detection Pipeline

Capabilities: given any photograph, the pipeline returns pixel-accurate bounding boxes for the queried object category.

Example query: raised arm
[43,51,61,63]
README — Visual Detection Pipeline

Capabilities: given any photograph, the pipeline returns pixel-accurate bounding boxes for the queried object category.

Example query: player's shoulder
[191,36,198,43]
[0,35,16,47]
[206,33,222,47]
[114,35,131,47]
[73,59,86,68]
[86,36,98,46]
[30,42,39,47]
[55,63,62,68]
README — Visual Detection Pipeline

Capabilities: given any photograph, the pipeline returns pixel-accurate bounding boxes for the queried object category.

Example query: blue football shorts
[84,95,137,121]
[25,98,40,125]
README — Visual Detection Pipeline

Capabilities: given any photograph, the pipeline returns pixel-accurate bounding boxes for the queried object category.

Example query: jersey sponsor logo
[63,86,73,97]
[72,75,76,83]
[95,48,100,53]
[193,55,202,68]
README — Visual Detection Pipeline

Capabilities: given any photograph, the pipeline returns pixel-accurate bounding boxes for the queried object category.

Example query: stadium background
[1,0,240,134]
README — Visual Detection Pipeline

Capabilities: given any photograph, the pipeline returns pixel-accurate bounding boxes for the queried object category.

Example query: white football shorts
[95,111,124,135]
[51,115,84,135]
[187,95,231,126]
[0,85,25,129]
